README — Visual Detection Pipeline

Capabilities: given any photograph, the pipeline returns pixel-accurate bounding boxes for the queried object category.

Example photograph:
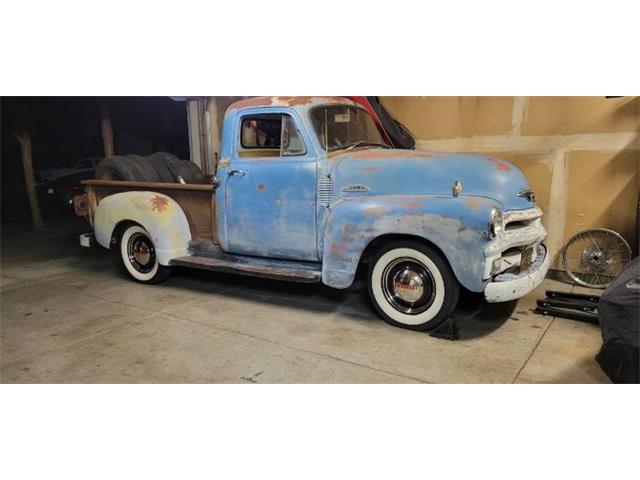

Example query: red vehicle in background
[344,96,415,149]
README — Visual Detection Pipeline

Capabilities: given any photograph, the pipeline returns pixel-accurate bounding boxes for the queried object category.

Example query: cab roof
[228,96,356,111]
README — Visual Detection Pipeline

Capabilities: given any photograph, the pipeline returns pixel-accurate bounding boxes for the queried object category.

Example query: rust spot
[73,194,89,217]
[229,96,353,111]
[150,195,169,212]
[219,158,231,167]
[465,197,484,210]
[361,166,379,173]
[488,157,511,172]
[257,184,265,191]
[274,96,315,106]
[329,242,348,255]
[228,97,274,110]
[348,149,434,160]
[402,201,421,209]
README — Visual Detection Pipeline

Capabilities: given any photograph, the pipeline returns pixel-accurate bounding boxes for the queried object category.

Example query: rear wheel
[368,241,460,331]
[119,225,172,283]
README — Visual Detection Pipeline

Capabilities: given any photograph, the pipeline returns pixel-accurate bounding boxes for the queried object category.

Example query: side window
[281,115,306,156]
[239,114,306,158]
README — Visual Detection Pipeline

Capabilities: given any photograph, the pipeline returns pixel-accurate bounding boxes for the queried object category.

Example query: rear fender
[321,195,495,291]
[93,191,191,265]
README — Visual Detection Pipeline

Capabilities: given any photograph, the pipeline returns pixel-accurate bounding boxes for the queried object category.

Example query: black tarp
[365,97,416,150]
[596,256,640,383]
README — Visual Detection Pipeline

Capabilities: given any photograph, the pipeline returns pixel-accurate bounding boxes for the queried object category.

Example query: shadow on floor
[2,215,523,340]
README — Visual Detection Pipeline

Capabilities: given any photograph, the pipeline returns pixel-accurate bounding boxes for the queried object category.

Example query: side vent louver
[318,175,334,207]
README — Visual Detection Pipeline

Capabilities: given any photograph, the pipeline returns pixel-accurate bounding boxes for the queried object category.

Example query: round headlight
[490,207,504,238]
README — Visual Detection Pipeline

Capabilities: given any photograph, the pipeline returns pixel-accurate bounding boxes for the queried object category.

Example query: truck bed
[79,179,217,242]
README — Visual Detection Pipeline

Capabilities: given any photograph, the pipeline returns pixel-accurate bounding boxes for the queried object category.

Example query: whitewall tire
[119,225,172,284]
[368,241,460,331]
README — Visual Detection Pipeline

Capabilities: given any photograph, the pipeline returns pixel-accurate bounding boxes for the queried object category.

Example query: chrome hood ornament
[452,180,462,197]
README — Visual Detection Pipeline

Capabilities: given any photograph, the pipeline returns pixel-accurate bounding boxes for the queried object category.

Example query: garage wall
[380,96,640,264]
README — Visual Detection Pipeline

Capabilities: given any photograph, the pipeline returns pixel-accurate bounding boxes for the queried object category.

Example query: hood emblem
[518,189,536,203]
[342,184,370,192]
[452,180,462,197]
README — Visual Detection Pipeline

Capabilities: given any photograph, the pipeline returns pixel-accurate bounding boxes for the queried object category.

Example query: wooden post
[207,97,221,175]
[99,98,115,158]
[12,128,45,231]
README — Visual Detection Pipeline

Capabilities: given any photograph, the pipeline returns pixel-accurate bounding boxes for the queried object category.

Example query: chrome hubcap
[392,268,425,303]
[128,233,155,273]
[382,258,435,315]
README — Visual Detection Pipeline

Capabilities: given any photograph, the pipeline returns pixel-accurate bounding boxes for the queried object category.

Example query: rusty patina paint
[213,96,542,293]
[93,191,191,265]
[465,197,484,210]
[488,157,512,172]
[73,194,90,216]
[151,195,169,212]
[347,149,433,160]
[322,195,496,290]
[228,96,353,111]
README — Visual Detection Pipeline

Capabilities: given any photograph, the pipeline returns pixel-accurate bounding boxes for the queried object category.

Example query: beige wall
[380,96,640,264]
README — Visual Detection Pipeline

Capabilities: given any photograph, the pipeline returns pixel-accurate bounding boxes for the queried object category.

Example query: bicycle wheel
[561,228,632,289]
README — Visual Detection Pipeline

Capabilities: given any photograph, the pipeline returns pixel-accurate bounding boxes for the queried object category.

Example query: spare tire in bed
[124,154,163,183]
[145,152,177,183]
[147,152,203,184]
[95,156,149,181]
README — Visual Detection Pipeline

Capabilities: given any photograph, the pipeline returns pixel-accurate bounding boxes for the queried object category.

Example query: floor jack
[534,290,600,324]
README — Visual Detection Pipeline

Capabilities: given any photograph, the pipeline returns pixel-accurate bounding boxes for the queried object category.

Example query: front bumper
[484,244,550,303]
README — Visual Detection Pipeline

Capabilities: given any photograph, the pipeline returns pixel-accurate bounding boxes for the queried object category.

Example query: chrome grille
[318,176,334,206]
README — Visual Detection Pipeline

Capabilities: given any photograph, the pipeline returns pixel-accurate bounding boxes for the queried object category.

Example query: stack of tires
[95,152,203,184]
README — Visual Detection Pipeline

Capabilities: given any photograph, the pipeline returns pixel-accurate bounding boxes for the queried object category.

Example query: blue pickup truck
[77,96,549,331]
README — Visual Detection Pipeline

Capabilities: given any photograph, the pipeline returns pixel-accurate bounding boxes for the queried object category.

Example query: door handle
[228,169,247,177]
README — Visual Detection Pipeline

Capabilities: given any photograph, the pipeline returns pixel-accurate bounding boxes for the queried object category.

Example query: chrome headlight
[489,206,504,238]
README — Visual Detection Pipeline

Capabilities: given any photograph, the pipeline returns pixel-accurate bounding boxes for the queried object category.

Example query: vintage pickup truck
[76,96,549,331]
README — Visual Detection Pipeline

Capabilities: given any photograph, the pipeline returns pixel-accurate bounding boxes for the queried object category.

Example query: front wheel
[368,241,460,331]
[119,225,172,284]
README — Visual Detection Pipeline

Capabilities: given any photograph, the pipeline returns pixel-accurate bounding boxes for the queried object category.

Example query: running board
[169,243,322,283]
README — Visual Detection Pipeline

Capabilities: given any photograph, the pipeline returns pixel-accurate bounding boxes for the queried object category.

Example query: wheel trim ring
[381,257,436,315]
[127,233,156,274]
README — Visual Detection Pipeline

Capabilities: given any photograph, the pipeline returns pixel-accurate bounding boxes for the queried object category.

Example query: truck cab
[78,96,549,331]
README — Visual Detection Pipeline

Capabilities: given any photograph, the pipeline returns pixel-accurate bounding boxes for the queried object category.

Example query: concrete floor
[1,217,610,383]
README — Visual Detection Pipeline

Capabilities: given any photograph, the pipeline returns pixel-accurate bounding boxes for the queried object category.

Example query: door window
[239,113,306,157]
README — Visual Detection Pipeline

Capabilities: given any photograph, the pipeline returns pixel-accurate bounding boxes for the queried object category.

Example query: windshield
[311,105,386,151]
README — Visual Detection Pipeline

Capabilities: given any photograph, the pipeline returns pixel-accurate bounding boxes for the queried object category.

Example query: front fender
[321,195,495,291]
[93,191,191,265]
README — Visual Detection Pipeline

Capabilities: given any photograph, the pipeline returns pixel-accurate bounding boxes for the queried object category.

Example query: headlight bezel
[489,206,504,238]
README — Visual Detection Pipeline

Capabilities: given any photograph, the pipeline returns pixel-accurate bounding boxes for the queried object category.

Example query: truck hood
[330,148,534,210]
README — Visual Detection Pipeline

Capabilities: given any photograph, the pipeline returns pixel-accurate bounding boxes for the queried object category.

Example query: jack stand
[429,315,460,341]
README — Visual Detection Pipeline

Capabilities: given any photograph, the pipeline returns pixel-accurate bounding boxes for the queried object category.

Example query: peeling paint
[228,96,354,111]
[150,195,169,212]
[322,195,496,290]
[465,197,484,210]
[488,157,512,172]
